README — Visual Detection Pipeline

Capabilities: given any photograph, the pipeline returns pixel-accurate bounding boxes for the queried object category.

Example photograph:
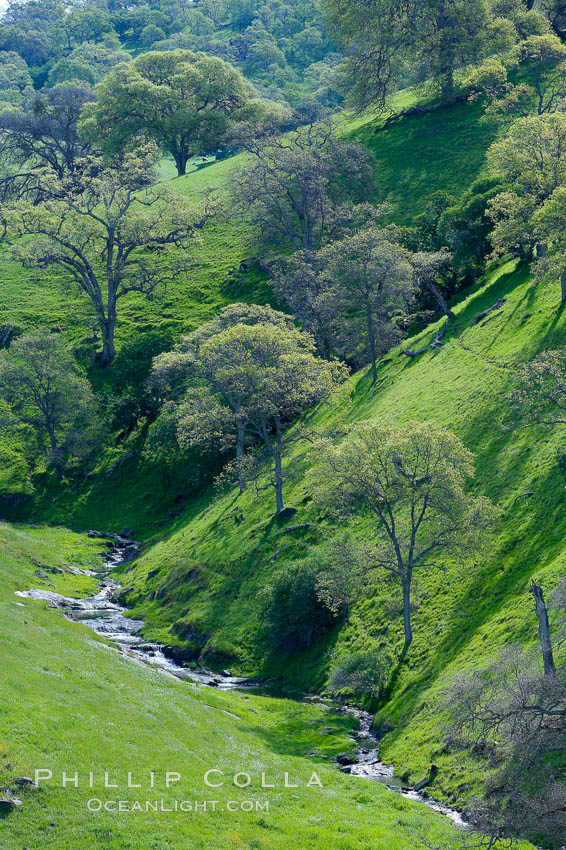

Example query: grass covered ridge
[2,93,502,534]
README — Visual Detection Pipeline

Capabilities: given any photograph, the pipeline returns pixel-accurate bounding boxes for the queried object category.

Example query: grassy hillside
[353,96,499,223]
[2,95,502,534]
[0,523,489,850]
[116,256,566,812]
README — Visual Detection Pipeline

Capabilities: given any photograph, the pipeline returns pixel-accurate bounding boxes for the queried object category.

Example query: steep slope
[0,524,485,850]
[118,257,566,807]
[352,95,499,224]
[2,95,502,534]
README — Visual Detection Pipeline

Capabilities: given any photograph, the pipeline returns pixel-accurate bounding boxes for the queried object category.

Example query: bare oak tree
[232,119,375,254]
[0,81,95,200]
[446,644,566,846]
[313,419,498,648]
[319,226,414,382]
[1,149,209,365]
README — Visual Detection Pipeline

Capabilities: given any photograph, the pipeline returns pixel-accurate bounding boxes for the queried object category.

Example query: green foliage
[0,50,33,107]
[262,561,338,653]
[154,304,348,511]
[47,43,130,86]
[312,418,498,647]
[437,177,503,279]
[329,648,392,698]
[532,185,566,286]
[84,49,258,175]
[324,0,515,108]
[509,346,566,427]
[491,34,566,119]
[107,329,174,432]
[487,113,566,198]
[487,113,566,269]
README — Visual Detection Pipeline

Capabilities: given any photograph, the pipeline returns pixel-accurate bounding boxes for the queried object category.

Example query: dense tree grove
[0,0,337,108]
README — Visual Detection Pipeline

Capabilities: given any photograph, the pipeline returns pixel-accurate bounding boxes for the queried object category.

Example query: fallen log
[401,321,448,359]
[472,298,506,325]
[277,523,313,535]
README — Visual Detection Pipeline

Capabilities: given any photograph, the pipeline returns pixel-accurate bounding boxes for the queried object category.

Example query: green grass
[0,522,487,850]
[0,90,561,846]
[0,155,271,353]
[116,257,566,810]
[351,96,500,223]
[0,90,502,352]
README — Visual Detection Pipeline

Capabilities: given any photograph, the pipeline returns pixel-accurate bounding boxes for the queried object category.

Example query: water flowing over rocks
[15,534,468,830]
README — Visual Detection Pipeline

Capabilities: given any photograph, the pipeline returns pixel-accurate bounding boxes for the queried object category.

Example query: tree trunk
[98,307,117,366]
[423,278,455,319]
[173,152,188,177]
[46,424,62,482]
[366,304,378,383]
[440,68,454,103]
[273,415,284,513]
[531,580,556,676]
[536,243,547,259]
[99,319,116,366]
[402,577,413,649]
[236,423,246,494]
[561,270,566,303]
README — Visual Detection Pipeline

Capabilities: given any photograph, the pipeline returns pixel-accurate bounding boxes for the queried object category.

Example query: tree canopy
[154,306,347,512]
[313,419,498,647]
[84,49,259,175]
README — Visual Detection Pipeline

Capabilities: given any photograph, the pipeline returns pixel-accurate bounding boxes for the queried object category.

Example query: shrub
[329,649,392,698]
[262,562,337,654]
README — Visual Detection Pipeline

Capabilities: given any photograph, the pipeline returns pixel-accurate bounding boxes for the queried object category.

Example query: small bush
[262,563,337,654]
[329,648,392,699]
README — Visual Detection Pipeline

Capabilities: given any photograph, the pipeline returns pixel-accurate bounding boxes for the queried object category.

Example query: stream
[15,535,468,831]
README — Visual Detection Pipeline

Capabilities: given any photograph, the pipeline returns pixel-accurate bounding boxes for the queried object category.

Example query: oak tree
[313,419,497,648]
[2,149,208,365]
[84,50,257,176]
[232,119,375,254]
[0,332,96,481]
[154,309,347,512]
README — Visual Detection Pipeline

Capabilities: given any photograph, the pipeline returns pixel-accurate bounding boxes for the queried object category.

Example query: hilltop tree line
[0,0,338,110]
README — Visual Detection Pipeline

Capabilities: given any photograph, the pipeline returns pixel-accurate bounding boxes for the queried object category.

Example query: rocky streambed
[15,534,468,830]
